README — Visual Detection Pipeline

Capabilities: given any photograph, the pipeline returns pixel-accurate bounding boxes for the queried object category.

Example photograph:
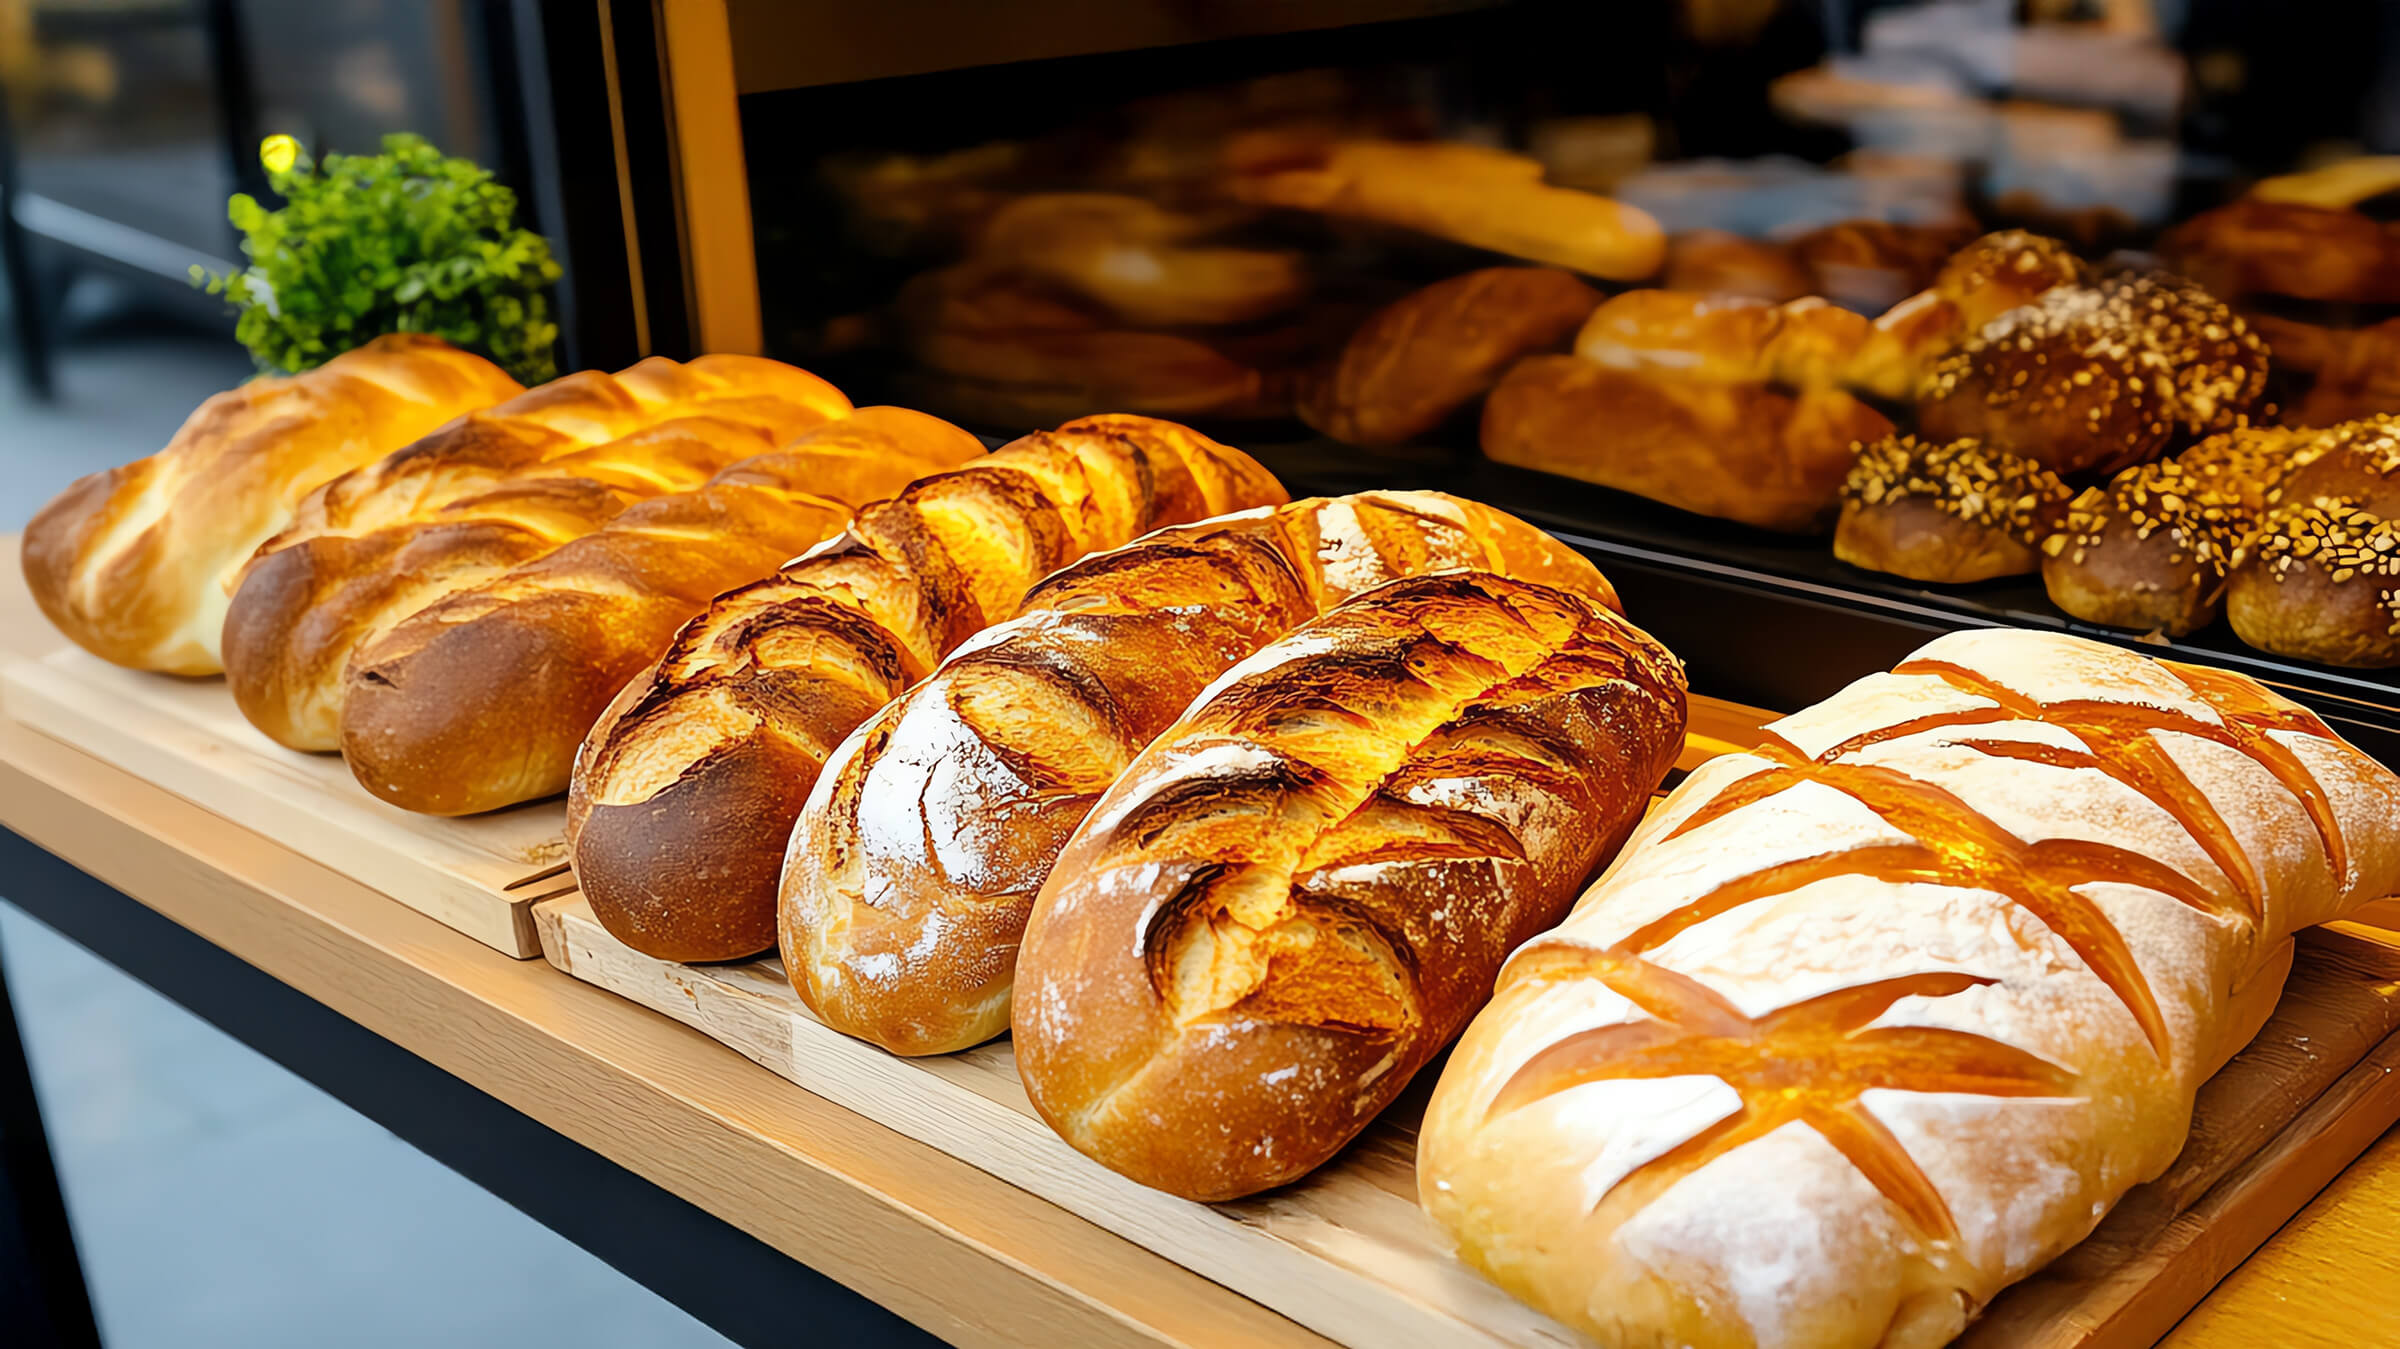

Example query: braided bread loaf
[337,408,984,815]
[568,415,1286,963]
[785,493,1613,1056]
[222,356,850,751]
[1419,629,2400,1349]
[23,334,522,674]
[1012,571,1688,1201]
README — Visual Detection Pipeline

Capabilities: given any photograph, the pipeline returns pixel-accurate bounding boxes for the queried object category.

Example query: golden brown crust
[335,408,985,815]
[1013,571,1687,1201]
[21,334,522,674]
[1788,219,1977,315]
[1297,268,1599,446]
[1481,355,1895,533]
[783,493,1613,1056]
[2161,199,2400,305]
[1662,230,1812,303]
[1917,274,2270,475]
[221,357,853,752]
[568,415,1288,963]
[1834,434,2071,583]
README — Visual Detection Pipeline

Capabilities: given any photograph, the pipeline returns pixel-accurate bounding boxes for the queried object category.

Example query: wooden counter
[0,536,2392,1348]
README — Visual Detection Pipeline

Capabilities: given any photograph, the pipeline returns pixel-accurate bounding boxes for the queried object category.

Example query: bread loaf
[22,334,521,674]
[1481,354,1894,533]
[1012,571,1688,1201]
[971,192,1307,328]
[221,356,849,751]
[336,408,984,815]
[784,493,1613,1056]
[2161,199,2400,306]
[568,415,1286,963]
[1418,628,2400,1349]
[1298,268,1600,447]
[1228,137,1667,281]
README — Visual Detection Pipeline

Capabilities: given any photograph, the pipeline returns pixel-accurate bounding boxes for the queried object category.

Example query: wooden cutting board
[0,647,570,956]
[535,892,2400,1349]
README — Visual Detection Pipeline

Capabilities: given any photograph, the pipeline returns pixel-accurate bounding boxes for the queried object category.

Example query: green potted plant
[195,133,562,384]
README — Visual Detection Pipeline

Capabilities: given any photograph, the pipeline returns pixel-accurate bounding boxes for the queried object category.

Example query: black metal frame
[0,827,938,1349]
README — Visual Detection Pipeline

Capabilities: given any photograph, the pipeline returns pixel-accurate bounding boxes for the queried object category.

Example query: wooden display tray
[0,648,568,957]
[538,895,2400,1349]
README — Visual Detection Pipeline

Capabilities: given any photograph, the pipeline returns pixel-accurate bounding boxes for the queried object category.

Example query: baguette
[222,356,849,751]
[1012,570,1688,1200]
[23,334,521,674]
[785,493,1613,1056]
[338,408,985,814]
[1418,629,2400,1349]
[568,415,1287,963]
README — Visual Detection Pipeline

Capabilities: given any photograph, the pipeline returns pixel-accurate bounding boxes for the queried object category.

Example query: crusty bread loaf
[22,334,522,674]
[336,408,985,815]
[1481,354,1895,533]
[1227,137,1667,281]
[1011,571,1688,1201]
[568,415,1287,964]
[784,493,1614,1056]
[221,356,850,751]
[1419,628,2400,1349]
[1298,268,1599,447]
[2226,418,2400,667]
[1835,434,2072,583]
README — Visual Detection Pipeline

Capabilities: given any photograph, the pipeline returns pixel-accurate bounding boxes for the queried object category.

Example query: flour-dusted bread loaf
[569,415,1287,964]
[1418,629,2400,1349]
[221,355,850,751]
[22,335,522,674]
[1012,571,1689,1201]
[336,408,984,815]
[785,493,1613,1056]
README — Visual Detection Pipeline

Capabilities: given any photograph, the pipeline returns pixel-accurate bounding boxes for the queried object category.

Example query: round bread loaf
[1835,434,2071,583]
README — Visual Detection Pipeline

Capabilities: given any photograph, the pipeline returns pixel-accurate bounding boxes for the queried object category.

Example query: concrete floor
[0,295,733,1348]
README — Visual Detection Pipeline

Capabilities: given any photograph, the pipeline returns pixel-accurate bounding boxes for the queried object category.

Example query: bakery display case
[539,0,2400,761]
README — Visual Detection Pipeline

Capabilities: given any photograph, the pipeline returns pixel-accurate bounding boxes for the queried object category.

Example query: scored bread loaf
[337,408,985,815]
[568,415,1287,964]
[23,334,522,674]
[784,493,1614,1056]
[1012,570,1688,1201]
[221,356,850,751]
[1418,628,2400,1349]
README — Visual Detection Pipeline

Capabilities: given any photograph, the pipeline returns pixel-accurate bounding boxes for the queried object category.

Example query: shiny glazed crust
[336,408,985,814]
[783,493,1614,1055]
[1419,628,2400,1349]
[568,415,1288,964]
[22,334,523,674]
[1014,571,1688,1201]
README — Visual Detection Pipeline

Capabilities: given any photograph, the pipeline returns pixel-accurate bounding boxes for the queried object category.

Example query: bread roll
[1298,268,1599,447]
[1481,354,1895,533]
[972,192,1307,327]
[2161,199,2400,306]
[1576,291,1880,391]
[1917,274,2270,476]
[2226,419,2400,667]
[568,415,1286,964]
[222,356,851,751]
[22,334,521,674]
[1787,219,1976,316]
[1835,434,2072,583]
[1663,230,1811,303]
[1228,137,1667,281]
[785,493,1612,1056]
[336,408,985,815]
[1014,571,1688,1200]
[1420,628,2400,1349]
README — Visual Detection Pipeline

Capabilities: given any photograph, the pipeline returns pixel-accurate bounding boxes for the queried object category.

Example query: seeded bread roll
[2227,418,2400,667]
[569,415,1287,963]
[1917,273,2270,476]
[2042,427,2322,637]
[1835,434,2072,583]
[23,335,523,674]
[783,493,1611,1056]
[1013,570,1689,1201]
[1481,355,1896,533]
[1298,267,1600,447]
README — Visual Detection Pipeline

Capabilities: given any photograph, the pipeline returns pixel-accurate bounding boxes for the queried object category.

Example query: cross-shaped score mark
[1488,951,2078,1251]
